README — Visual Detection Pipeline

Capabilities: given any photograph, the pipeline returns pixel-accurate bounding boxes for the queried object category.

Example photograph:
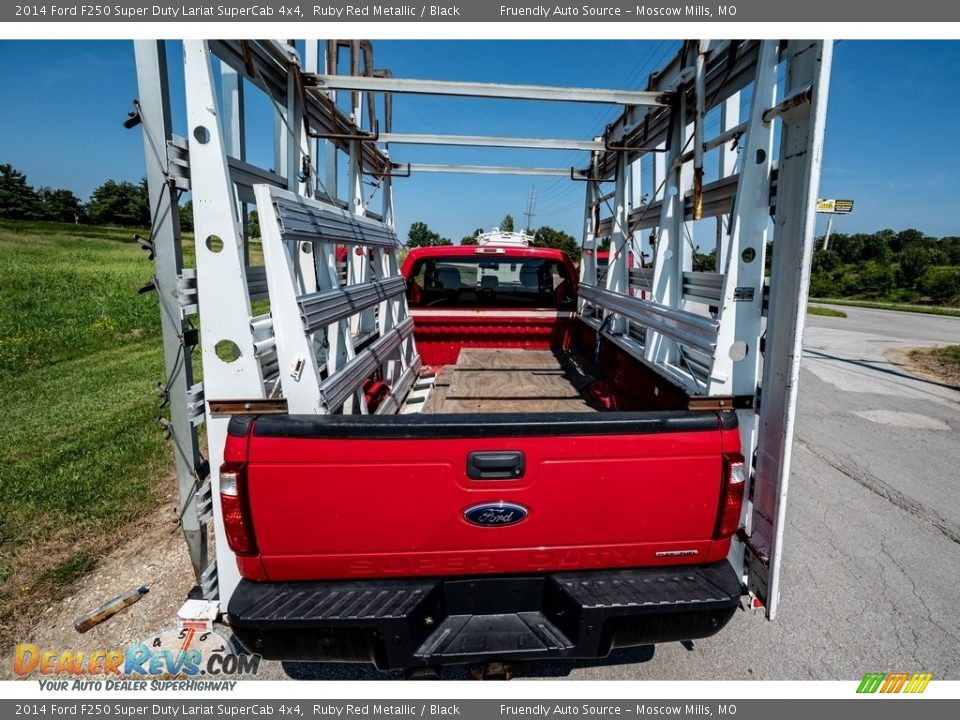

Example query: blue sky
[0,40,958,243]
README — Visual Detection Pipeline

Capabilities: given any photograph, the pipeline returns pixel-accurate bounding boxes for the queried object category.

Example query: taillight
[713,453,746,539]
[219,462,257,556]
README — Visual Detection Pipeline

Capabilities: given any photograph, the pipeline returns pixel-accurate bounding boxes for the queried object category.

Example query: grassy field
[0,220,173,627]
[809,297,960,318]
[807,306,847,318]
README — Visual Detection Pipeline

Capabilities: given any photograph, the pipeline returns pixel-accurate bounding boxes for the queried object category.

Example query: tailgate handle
[467,451,525,480]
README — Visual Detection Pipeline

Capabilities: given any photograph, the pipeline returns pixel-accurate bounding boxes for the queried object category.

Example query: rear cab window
[407,254,575,308]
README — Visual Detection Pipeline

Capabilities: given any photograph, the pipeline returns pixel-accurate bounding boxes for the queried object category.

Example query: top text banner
[4,0,960,23]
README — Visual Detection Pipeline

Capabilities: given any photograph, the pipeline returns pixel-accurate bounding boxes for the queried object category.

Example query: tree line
[409,219,960,305]
[6,163,957,304]
[0,163,217,232]
[1,164,149,226]
[809,229,960,305]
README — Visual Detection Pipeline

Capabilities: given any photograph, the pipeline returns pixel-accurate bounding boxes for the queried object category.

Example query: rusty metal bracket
[309,118,380,142]
[569,167,603,183]
[762,84,813,123]
[238,40,256,78]
[361,162,411,179]
[687,396,755,411]
[736,528,770,567]
[603,139,671,153]
[207,398,289,415]
[603,109,672,153]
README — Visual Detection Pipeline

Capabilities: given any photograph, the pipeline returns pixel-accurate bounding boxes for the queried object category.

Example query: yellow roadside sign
[816,199,854,214]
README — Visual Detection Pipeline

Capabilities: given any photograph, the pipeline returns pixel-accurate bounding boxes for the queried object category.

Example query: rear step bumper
[227,562,742,670]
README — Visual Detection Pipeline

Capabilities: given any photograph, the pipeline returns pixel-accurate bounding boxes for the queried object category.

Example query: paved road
[262,305,960,680]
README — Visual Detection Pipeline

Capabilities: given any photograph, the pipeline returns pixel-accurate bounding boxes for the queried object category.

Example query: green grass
[0,219,172,615]
[926,345,960,367]
[807,305,847,318]
[809,297,960,318]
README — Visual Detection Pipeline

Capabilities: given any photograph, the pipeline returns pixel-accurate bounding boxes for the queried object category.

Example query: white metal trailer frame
[134,38,831,619]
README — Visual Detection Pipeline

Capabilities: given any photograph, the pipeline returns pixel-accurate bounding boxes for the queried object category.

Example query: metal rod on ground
[74,586,149,633]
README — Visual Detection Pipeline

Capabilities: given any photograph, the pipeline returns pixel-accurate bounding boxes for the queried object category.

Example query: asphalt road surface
[260,305,960,681]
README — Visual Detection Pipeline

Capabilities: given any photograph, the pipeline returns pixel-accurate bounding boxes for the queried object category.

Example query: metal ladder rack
[135,39,831,618]
[134,39,406,610]
[256,186,419,416]
[577,40,832,615]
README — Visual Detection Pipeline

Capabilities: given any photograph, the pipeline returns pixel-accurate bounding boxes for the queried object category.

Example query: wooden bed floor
[423,348,600,413]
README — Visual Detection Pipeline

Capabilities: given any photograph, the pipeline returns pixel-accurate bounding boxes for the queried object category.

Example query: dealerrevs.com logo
[14,627,260,690]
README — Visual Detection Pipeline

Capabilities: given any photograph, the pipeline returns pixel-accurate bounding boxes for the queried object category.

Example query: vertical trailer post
[324,40,339,200]
[708,39,778,434]
[221,64,248,263]
[715,91,740,271]
[749,40,833,617]
[645,75,691,366]
[579,151,600,305]
[605,152,632,335]
[132,40,210,591]
[183,40,269,609]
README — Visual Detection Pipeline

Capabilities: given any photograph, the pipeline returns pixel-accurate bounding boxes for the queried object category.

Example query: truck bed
[423,348,600,413]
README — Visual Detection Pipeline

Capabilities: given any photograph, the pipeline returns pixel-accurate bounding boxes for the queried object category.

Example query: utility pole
[523,185,536,232]
[822,213,835,250]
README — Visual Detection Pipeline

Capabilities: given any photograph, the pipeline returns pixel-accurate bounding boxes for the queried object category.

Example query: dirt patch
[887,346,960,390]
[3,494,197,681]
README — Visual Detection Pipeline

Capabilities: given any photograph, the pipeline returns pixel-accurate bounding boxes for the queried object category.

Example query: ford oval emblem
[464,502,528,527]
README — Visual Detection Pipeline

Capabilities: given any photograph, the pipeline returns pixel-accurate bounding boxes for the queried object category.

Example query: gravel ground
[4,496,197,681]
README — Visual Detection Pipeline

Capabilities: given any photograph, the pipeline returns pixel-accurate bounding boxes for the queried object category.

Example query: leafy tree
[927,247,949,266]
[859,261,895,296]
[840,269,863,295]
[893,228,925,253]
[597,236,612,251]
[874,228,896,250]
[532,225,580,263]
[178,200,193,233]
[941,237,960,265]
[831,234,862,264]
[693,249,717,273]
[246,209,260,239]
[808,271,835,298]
[0,164,43,219]
[919,267,960,303]
[38,187,85,223]
[407,221,451,247]
[500,214,514,232]
[897,244,931,288]
[859,233,892,263]
[812,248,841,274]
[459,228,483,246]
[86,178,150,226]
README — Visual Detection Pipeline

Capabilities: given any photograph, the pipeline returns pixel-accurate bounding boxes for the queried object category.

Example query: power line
[523,185,536,232]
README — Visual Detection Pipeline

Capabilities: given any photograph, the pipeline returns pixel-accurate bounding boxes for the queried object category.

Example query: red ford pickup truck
[223,239,745,674]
